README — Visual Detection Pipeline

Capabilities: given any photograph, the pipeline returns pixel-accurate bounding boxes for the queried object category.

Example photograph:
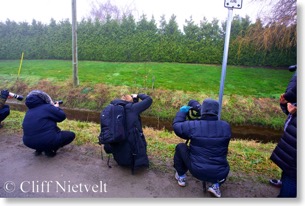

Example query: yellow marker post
[17,52,24,79]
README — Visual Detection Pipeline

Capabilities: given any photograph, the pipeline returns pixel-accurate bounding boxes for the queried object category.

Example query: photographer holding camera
[103,93,153,172]
[172,98,231,198]
[22,90,75,157]
[0,90,11,128]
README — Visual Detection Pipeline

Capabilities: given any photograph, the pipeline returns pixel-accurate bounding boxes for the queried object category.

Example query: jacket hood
[25,90,53,109]
[201,98,219,117]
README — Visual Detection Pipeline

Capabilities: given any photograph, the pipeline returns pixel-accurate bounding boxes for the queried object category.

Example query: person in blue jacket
[105,93,153,172]
[270,65,297,197]
[172,98,231,198]
[0,90,11,129]
[22,90,75,157]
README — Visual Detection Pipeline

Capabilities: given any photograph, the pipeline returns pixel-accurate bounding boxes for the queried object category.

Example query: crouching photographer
[172,98,232,198]
[0,89,24,128]
[22,90,75,157]
[0,90,10,128]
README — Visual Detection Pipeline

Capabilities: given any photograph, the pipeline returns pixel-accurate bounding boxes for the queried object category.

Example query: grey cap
[201,98,219,116]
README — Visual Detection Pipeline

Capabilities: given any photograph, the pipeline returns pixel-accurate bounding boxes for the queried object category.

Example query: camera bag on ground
[98,102,127,168]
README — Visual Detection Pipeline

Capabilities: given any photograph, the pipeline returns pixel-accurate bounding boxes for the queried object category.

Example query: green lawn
[0,60,292,98]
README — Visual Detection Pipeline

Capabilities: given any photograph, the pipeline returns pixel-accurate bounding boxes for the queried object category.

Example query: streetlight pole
[72,0,79,86]
[218,0,243,120]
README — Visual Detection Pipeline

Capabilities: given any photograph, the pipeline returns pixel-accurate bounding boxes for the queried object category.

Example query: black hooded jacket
[22,93,66,151]
[109,94,153,169]
[173,99,231,183]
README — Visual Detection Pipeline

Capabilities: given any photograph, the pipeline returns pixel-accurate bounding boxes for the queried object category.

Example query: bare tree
[89,0,136,22]
[252,0,296,25]
[235,0,297,51]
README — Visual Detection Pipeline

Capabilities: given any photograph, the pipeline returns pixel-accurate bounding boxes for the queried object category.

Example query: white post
[72,0,79,86]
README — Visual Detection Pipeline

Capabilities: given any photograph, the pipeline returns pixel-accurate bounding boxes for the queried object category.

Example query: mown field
[0,60,292,129]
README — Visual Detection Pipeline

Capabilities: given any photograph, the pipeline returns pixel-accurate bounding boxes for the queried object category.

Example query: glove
[180,105,191,113]
[1,90,9,99]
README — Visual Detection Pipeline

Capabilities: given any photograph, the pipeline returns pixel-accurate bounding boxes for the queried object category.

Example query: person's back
[22,90,75,157]
[106,93,153,171]
[172,98,231,197]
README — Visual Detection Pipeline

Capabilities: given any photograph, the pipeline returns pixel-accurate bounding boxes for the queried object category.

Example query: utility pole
[218,0,243,119]
[72,0,79,86]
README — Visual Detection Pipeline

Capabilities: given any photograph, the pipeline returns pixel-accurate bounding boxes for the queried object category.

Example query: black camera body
[289,65,297,72]
[55,100,63,105]
[131,94,139,103]
[187,99,201,120]
[9,92,24,101]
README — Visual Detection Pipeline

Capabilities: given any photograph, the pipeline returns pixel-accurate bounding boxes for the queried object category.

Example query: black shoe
[34,150,43,156]
[0,124,3,129]
[45,150,57,157]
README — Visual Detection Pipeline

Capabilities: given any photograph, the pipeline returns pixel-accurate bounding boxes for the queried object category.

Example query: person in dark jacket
[22,90,75,157]
[0,90,11,129]
[172,98,231,198]
[106,93,153,172]
[270,67,297,197]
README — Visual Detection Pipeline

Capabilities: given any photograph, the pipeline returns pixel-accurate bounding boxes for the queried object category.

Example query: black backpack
[98,103,126,145]
[98,102,127,168]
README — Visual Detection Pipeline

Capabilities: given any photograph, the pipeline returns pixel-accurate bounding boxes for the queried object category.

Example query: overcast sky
[0,0,267,29]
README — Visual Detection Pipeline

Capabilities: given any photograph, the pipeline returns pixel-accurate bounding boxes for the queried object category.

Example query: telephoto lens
[55,100,63,105]
[9,92,24,101]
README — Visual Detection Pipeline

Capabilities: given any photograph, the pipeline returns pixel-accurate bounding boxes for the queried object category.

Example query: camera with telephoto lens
[54,100,63,105]
[9,92,24,101]
[131,94,139,103]
[187,99,201,120]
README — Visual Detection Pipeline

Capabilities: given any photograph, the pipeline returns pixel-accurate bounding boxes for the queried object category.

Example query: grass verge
[3,110,281,182]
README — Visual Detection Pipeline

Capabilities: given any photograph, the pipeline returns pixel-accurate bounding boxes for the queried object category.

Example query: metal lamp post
[218,0,243,119]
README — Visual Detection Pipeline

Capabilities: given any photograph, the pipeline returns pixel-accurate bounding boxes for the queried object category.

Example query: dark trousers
[173,143,191,176]
[0,105,10,122]
[173,143,226,185]
[57,131,75,149]
[278,172,297,197]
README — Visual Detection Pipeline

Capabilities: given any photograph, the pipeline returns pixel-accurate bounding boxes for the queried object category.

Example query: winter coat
[270,113,297,178]
[109,94,153,169]
[280,73,297,115]
[173,111,231,183]
[22,94,66,151]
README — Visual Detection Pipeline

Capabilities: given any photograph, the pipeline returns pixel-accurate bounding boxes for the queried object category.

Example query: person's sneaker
[175,172,186,187]
[208,183,221,198]
[269,179,282,188]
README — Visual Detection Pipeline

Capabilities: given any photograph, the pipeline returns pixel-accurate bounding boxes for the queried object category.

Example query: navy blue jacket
[22,95,66,151]
[270,113,297,178]
[271,72,297,178]
[109,94,153,168]
[281,73,297,115]
[173,111,231,183]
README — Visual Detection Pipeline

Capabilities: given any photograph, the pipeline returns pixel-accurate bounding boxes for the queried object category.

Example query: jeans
[173,143,190,176]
